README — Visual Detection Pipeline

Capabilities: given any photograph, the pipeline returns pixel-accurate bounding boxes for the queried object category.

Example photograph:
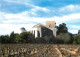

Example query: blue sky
[0,0,80,35]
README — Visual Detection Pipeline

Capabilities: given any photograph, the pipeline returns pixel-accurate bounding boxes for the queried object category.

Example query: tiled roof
[46,21,56,23]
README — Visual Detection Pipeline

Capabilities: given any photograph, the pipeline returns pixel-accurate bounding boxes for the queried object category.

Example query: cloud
[28,6,51,16]
[0,3,80,34]
[0,11,51,24]
[60,4,80,13]
[1,11,80,24]
[69,30,78,34]
[0,11,80,34]
[52,13,80,25]
[33,6,50,12]
[2,0,50,14]
[71,25,80,29]
[0,24,35,35]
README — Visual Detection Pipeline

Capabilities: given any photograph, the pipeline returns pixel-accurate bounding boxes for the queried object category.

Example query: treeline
[0,23,80,44]
[0,32,35,44]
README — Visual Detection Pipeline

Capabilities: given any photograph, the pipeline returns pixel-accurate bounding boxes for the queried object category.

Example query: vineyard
[0,44,80,57]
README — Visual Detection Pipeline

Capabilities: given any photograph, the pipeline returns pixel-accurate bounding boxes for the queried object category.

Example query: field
[0,44,80,57]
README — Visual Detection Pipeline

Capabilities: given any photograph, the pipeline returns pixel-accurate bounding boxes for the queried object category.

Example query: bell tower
[46,21,56,28]
[46,21,56,37]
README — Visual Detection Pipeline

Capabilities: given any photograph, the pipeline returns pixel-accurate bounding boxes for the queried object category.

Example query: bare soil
[0,44,80,57]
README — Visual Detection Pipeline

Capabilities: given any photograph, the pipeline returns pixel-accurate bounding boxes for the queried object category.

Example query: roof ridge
[32,23,45,28]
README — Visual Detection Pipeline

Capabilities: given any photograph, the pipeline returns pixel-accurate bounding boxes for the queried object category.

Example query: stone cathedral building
[31,21,56,38]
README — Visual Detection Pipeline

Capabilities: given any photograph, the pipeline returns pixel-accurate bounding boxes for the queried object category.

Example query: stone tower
[46,21,56,36]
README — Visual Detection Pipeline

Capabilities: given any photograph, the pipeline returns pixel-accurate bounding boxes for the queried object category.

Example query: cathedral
[31,21,57,38]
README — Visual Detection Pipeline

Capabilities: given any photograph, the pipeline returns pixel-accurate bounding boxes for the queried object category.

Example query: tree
[35,37,43,43]
[20,32,28,43]
[57,23,68,35]
[44,35,54,43]
[15,34,22,43]
[78,30,80,34]
[27,32,35,43]
[73,35,80,44]
[0,35,10,43]
[10,31,16,43]
[56,33,73,44]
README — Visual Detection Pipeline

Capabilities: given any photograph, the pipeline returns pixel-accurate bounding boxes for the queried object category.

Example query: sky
[0,0,80,35]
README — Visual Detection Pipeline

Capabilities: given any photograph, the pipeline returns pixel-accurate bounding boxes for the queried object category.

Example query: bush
[44,35,55,44]
[73,35,80,44]
[56,33,73,44]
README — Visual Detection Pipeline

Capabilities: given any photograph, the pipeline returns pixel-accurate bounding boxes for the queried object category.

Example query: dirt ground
[0,44,80,57]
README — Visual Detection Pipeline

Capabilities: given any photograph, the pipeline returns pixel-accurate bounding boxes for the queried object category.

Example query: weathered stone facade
[31,21,56,38]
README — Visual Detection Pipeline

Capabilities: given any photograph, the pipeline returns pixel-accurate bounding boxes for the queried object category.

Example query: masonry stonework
[31,21,56,38]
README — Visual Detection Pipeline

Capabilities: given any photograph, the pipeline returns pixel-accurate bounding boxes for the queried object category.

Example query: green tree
[56,33,72,44]
[57,23,68,35]
[35,37,46,43]
[10,31,16,43]
[20,32,28,43]
[0,35,10,43]
[15,34,22,43]
[44,35,54,43]
[35,37,43,43]
[27,32,35,43]
[78,30,80,34]
[73,35,80,44]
